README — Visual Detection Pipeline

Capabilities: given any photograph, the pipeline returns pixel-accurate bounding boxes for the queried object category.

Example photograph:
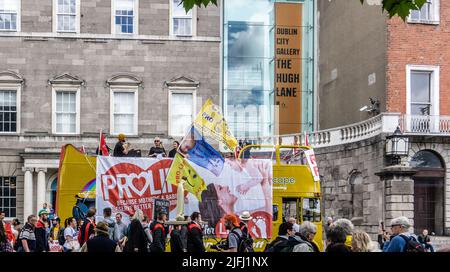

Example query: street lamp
[385,126,409,165]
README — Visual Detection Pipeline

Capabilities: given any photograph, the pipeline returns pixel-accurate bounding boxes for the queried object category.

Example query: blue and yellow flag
[167,153,207,201]
[194,98,238,152]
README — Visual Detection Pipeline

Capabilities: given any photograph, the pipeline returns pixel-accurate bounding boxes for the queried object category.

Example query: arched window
[410,150,444,168]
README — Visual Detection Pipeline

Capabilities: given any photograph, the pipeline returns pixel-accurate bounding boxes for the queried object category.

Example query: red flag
[99,130,109,156]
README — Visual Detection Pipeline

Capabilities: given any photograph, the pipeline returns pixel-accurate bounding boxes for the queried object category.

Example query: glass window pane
[173,0,192,17]
[411,72,431,103]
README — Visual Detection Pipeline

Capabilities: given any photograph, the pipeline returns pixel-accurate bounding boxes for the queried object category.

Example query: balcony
[277,113,450,149]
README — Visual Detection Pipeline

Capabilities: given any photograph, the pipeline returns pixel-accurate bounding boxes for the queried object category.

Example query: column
[22,167,34,221]
[36,168,47,214]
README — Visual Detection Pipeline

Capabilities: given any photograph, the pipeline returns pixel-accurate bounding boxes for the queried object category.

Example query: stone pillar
[22,167,34,222]
[36,168,47,214]
[376,166,416,230]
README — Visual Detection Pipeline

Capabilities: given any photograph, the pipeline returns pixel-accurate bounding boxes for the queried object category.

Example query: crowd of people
[1,205,447,253]
[106,134,180,159]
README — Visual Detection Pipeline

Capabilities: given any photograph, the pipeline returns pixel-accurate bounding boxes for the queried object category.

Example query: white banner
[304,149,320,182]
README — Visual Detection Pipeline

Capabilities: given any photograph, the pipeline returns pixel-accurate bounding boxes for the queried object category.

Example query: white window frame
[407,0,440,25]
[0,176,17,219]
[0,84,21,134]
[0,0,21,32]
[169,0,197,37]
[110,86,138,136]
[111,0,139,35]
[52,0,81,33]
[406,65,440,132]
[51,86,81,135]
[168,88,197,137]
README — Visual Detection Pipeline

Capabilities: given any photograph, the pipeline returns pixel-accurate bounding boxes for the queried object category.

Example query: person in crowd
[187,212,205,252]
[149,137,167,158]
[170,224,185,253]
[332,218,354,248]
[78,208,96,246]
[383,216,418,252]
[288,217,300,233]
[102,207,115,239]
[63,217,79,252]
[180,215,189,252]
[96,144,111,156]
[149,211,168,252]
[325,225,351,252]
[168,141,180,158]
[124,209,148,252]
[351,230,379,252]
[113,212,128,249]
[239,211,252,238]
[294,221,319,252]
[418,229,435,252]
[377,221,388,250]
[49,217,61,247]
[47,204,56,223]
[217,214,243,253]
[35,209,49,252]
[113,133,129,157]
[324,216,333,241]
[0,210,14,244]
[17,215,37,252]
[142,215,152,250]
[11,218,21,242]
[264,222,295,252]
[80,221,121,252]
[0,220,13,252]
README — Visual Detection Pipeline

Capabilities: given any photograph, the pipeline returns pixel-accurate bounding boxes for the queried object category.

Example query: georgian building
[0,0,220,222]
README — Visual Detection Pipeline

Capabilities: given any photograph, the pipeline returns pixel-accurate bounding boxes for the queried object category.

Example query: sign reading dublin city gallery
[275,2,302,135]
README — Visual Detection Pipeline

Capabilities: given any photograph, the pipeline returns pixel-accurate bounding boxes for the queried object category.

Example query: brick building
[0,0,220,222]
[311,0,450,238]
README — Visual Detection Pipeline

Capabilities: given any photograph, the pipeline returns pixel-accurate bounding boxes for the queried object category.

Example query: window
[170,0,195,36]
[0,177,16,218]
[112,0,138,34]
[0,89,18,133]
[169,91,195,136]
[54,0,80,33]
[0,0,20,31]
[302,198,321,223]
[111,89,138,135]
[52,88,80,134]
[409,0,439,24]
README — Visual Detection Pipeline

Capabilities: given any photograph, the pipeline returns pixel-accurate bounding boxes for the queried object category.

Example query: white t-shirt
[63,226,77,248]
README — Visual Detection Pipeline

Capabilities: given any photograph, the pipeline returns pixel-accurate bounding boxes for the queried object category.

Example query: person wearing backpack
[264,222,295,252]
[149,211,168,252]
[383,216,424,252]
[78,208,96,246]
[187,212,205,252]
[217,214,244,253]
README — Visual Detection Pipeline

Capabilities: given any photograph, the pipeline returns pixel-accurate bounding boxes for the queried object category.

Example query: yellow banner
[167,153,207,201]
[56,144,97,222]
[193,98,238,152]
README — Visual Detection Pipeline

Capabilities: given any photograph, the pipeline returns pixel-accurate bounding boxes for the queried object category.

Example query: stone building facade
[0,0,220,221]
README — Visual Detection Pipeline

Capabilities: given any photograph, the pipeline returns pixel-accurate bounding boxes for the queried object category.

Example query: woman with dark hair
[0,221,13,252]
[198,184,228,228]
[168,141,180,158]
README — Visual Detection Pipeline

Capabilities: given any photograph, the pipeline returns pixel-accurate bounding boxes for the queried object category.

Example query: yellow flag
[194,98,238,151]
[167,153,207,201]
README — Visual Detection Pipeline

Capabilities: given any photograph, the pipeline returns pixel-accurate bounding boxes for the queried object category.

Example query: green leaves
[361,0,427,20]
[182,0,426,21]
[181,0,218,13]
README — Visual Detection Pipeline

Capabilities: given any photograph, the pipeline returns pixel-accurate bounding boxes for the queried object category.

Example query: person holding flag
[96,130,111,156]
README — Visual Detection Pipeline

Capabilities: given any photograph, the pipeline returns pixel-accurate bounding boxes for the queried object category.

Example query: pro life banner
[304,149,320,182]
[96,157,177,223]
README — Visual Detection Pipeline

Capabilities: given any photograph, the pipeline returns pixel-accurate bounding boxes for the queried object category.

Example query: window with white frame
[0,89,18,133]
[411,71,433,116]
[53,88,80,134]
[169,90,195,136]
[171,0,194,36]
[409,0,439,23]
[54,0,79,33]
[0,0,20,31]
[112,0,138,34]
[0,176,16,218]
[111,89,138,135]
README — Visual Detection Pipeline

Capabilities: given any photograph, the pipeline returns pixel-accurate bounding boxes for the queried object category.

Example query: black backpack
[399,235,425,252]
[230,229,254,252]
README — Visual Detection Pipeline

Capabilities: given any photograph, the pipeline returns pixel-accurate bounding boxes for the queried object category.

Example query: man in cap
[383,216,420,252]
[35,209,50,252]
[113,133,129,157]
[80,221,121,252]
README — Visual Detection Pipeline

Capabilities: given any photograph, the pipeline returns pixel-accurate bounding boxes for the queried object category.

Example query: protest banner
[304,149,320,182]
[193,98,238,152]
[95,157,177,222]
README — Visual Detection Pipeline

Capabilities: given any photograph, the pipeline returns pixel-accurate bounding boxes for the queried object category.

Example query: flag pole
[99,129,102,156]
